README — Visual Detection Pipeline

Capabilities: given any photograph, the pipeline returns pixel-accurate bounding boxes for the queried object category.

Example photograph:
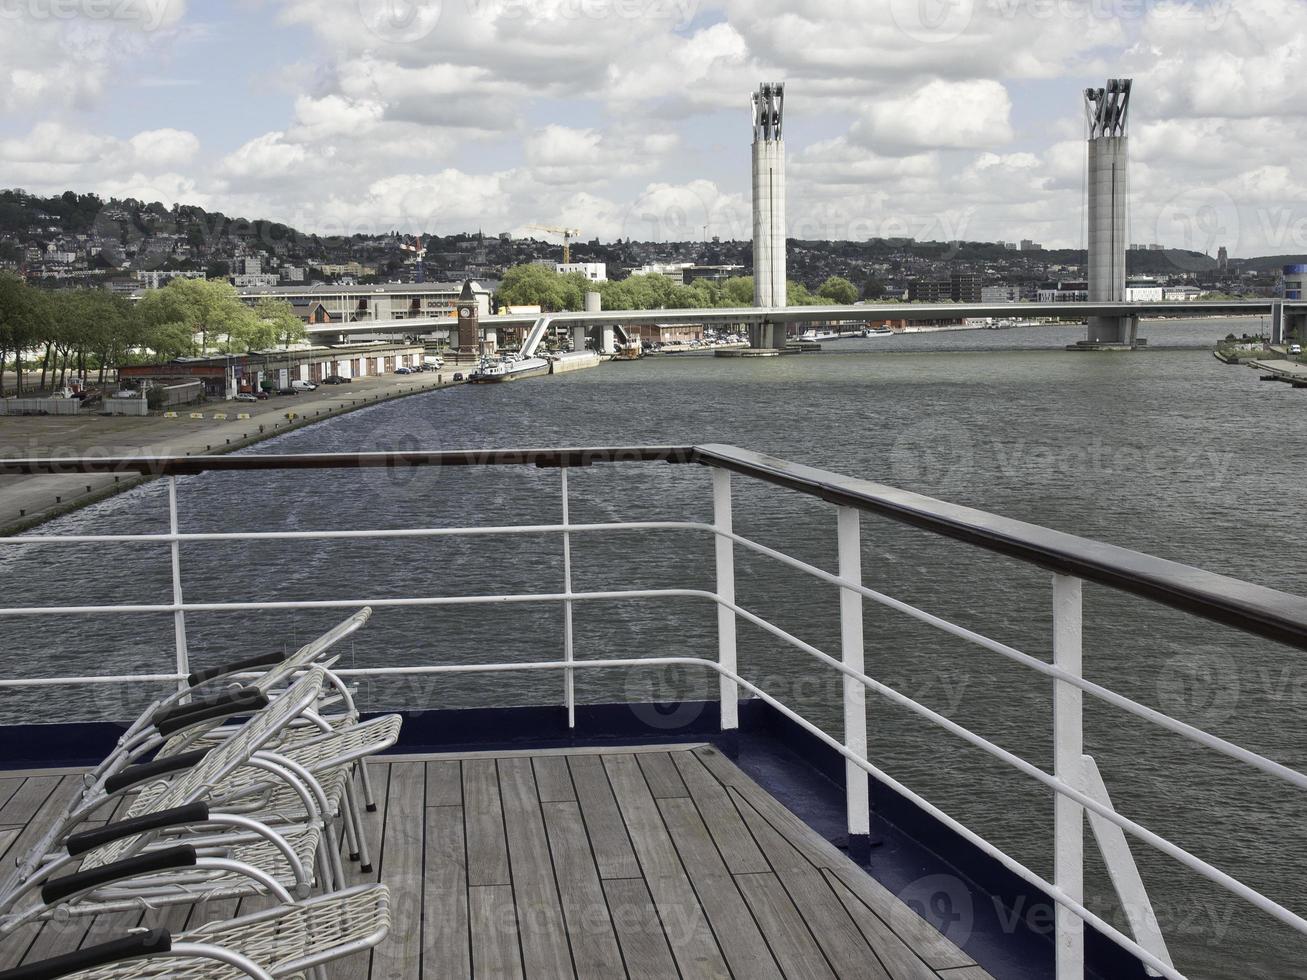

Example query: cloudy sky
[1,0,1303,256]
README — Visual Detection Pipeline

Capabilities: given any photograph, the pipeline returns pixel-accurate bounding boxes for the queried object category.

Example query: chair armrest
[102,749,209,795]
[188,652,284,687]
[155,690,269,738]
[66,803,211,857]
[0,928,171,980]
[41,845,197,905]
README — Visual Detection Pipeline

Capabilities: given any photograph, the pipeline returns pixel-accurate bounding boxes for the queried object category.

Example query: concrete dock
[0,372,462,534]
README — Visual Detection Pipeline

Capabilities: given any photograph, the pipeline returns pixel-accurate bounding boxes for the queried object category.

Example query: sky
[1,0,1304,256]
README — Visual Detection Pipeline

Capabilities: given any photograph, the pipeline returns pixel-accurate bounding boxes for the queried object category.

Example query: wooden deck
[0,745,996,979]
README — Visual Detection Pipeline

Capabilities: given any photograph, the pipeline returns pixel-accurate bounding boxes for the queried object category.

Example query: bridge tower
[1083,78,1139,348]
[751,82,787,349]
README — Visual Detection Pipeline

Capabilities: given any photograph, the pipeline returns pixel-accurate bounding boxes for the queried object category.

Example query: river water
[2,317,1303,978]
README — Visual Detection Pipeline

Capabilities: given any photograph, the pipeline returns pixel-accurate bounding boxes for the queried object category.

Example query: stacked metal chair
[0,610,400,979]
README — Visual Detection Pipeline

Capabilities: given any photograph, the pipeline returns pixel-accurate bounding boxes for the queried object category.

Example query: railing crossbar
[721,527,1307,794]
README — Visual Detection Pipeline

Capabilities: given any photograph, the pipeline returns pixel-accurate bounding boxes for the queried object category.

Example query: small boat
[799,328,840,342]
[469,354,550,383]
[860,326,893,338]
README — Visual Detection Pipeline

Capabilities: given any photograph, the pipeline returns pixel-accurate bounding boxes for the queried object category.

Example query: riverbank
[0,371,464,535]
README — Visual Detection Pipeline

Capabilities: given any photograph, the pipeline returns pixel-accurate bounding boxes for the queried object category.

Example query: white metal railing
[2,449,1306,980]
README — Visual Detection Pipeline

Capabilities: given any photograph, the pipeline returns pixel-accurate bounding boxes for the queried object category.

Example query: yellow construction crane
[527,225,581,264]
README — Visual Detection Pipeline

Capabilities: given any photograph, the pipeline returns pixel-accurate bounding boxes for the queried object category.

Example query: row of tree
[496,265,863,313]
[0,274,305,397]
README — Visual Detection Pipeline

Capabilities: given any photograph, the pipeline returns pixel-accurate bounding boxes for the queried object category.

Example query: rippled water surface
[3,318,1303,978]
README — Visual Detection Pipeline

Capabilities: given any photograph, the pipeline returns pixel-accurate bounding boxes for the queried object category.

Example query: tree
[138,278,253,355]
[0,274,51,396]
[818,276,859,305]
[253,298,306,350]
[497,265,583,312]
[862,277,888,300]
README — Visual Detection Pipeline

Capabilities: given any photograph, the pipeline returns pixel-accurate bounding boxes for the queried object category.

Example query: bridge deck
[0,745,995,979]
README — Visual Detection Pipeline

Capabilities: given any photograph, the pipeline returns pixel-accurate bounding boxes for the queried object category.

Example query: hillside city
[0,188,1293,306]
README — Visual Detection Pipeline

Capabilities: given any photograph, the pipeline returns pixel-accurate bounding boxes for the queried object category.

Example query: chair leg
[321,818,347,890]
[340,784,362,863]
[357,759,378,812]
[344,779,373,873]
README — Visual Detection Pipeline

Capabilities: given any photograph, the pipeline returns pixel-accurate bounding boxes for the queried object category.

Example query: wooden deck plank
[0,776,82,972]
[600,877,679,980]
[325,765,391,980]
[372,761,425,980]
[463,759,510,887]
[424,760,462,807]
[0,776,62,827]
[636,752,689,799]
[532,755,576,803]
[671,749,770,874]
[824,871,944,980]
[735,872,839,980]
[697,745,978,972]
[423,804,471,979]
[0,744,994,980]
[567,755,640,880]
[603,754,729,979]
[0,778,24,816]
[542,801,625,978]
[498,756,575,978]
[731,789,890,980]
[658,796,783,979]
[469,884,525,979]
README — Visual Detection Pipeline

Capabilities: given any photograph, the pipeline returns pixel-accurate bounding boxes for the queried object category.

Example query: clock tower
[457,280,481,353]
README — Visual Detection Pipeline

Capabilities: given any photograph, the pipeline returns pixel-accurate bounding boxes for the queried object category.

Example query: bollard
[55,496,61,504]
[86,485,91,493]
[19,509,25,517]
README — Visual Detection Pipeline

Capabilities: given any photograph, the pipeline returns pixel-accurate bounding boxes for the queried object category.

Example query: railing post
[167,476,190,692]
[712,468,738,731]
[1053,573,1084,980]
[837,505,870,862]
[561,466,575,729]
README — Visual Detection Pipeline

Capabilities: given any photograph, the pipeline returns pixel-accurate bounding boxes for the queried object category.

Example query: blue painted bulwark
[0,698,1148,980]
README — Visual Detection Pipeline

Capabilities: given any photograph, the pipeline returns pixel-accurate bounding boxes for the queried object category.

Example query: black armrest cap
[41,845,197,905]
[66,802,210,857]
[0,929,171,980]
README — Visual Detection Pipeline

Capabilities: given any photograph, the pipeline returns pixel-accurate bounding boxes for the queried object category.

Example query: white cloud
[854,80,1014,151]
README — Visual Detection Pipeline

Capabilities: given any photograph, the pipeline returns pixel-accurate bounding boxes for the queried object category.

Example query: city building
[556,262,607,282]
[1038,281,1089,302]
[1125,278,1163,302]
[1218,246,1229,271]
[118,343,427,398]
[234,283,473,323]
[683,264,746,285]
[981,285,1023,303]
[1020,240,1043,251]
[1283,264,1307,300]
[135,270,206,290]
[631,262,694,281]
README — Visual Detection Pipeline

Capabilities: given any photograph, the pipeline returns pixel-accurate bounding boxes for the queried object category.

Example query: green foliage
[139,278,257,355]
[146,386,168,410]
[253,298,307,350]
[817,276,859,305]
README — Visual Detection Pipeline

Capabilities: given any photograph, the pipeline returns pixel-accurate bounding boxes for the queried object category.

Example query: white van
[291,379,318,391]
[1289,343,1303,356]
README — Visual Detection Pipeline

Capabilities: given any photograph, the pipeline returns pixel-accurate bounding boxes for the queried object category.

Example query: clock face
[459,307,472,318]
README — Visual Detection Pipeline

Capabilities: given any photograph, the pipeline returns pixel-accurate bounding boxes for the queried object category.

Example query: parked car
[453,372,464,382]
[394,366,413,375]
[291,379,318,391]
[1290,343,1303,356]
[323,375,351,385]
[255,390,270,400]
[276,387,298,396]
[234,392,258,403]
